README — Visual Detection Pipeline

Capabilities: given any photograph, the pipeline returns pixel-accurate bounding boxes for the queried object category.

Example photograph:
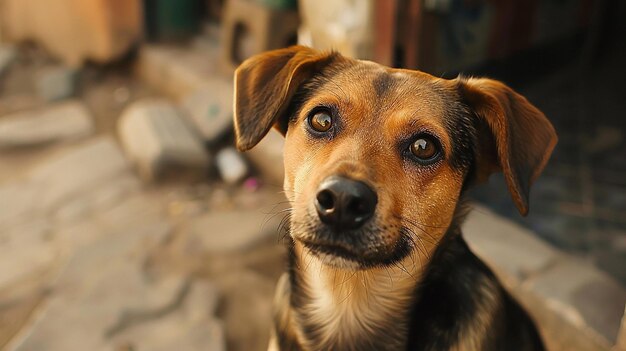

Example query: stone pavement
[0,127,284,351]
[0,46,284,351]
[0,134,218,351]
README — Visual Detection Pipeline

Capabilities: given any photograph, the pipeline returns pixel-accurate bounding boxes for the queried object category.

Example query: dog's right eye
[308,109,333,133]
[408,134,442,164]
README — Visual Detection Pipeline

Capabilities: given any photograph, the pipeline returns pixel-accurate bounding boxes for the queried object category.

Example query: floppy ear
[460,77,557,216]
[233,45,340,151]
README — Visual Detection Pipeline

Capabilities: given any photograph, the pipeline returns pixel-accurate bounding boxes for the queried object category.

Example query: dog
[233,46,557,351]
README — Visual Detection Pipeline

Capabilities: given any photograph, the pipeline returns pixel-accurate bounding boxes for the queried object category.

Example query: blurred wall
[0,0,142,65]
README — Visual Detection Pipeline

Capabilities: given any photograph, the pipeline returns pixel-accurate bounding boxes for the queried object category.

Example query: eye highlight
[307,109,333,133]
[409,134,441,164]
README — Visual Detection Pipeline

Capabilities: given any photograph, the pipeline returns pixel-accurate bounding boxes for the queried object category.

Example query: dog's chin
[298,234,412,271]
[301,240,366,270]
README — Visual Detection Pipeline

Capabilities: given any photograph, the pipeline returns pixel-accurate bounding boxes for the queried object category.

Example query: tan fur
[450,277,502,351]
[272,274,297,346]
[292,242,420,350]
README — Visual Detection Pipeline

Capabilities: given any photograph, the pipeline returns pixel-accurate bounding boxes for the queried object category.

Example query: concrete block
[117,99,210,181]
[220,0,299,73]
[35,65,78,101]
[180,79,234,143]
[464,205,558,280]
[215,147,248,184]
[0,44,17,75]
[0,100,93,149]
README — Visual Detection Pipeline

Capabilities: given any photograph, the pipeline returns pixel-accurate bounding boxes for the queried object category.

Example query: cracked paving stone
[0,100,93,149]
[27,136,131,212]
[183,209,283,254]
[0,218,57,292]
[7,221,192,351]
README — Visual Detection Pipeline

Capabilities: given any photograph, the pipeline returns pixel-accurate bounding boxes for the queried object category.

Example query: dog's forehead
[319,60,454,122]
[334,61,444,94]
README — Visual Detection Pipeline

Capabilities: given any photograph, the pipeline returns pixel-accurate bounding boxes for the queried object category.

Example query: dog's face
[234,46,556,271]
[281,64,472,269]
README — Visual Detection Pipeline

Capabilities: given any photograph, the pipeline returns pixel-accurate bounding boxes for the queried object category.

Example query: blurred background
[0,0,624,350]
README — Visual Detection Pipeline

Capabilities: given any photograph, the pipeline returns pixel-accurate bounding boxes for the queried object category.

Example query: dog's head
[233,46,557,270]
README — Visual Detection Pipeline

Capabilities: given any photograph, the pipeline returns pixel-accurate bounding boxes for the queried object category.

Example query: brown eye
[308,110,333,132]
[410,136,440,162]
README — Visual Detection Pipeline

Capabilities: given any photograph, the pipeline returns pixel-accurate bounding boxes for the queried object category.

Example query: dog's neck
[288,240,428,351]
[283,217,476,351]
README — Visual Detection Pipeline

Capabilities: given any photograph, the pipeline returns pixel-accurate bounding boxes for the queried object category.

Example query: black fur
[407,228,544,351]
[373,72,398,98]
[278,226,544,351]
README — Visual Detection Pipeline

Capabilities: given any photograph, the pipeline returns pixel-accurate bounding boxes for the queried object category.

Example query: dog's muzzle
[314,176,378,232]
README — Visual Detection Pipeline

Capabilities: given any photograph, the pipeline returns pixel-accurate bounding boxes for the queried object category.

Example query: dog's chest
[295,261,416,350]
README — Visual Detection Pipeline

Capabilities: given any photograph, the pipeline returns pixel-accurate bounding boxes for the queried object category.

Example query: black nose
[315,176,377,231]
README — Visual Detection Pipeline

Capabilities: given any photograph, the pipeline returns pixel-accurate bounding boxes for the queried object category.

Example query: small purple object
[243,177,261,191]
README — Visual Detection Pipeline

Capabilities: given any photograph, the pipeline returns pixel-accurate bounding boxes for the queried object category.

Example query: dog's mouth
[301,239,361,261]
[299,239,367,270]
[295,228,413,270]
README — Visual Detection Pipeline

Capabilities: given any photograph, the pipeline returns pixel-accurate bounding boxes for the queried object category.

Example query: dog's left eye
[409,135,441,163]
[308,110,333,133]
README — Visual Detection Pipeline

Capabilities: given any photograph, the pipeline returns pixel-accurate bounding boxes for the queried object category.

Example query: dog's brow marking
[373,72,396,98]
